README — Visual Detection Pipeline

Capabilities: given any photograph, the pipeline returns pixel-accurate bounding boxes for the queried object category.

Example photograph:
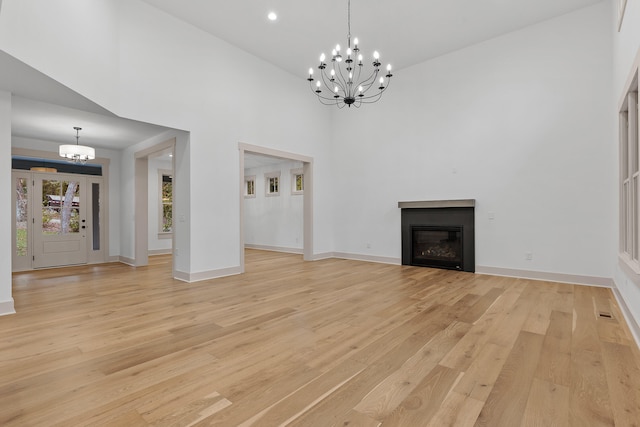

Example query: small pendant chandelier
[59,126,95,164]
[307,0,393,108]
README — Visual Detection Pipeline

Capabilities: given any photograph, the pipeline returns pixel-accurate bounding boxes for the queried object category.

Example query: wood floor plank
[353,320,470,420]
[520,378,569,427]
[474,331,545,427]
[534,310,572,386]
[600,341,640,426]
[382,364,462,426]
[1,250,639,426]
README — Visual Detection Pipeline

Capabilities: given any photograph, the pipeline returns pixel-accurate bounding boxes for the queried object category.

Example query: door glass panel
[16,177,28,257]
[92,182,100,250]
[42,179,80,235]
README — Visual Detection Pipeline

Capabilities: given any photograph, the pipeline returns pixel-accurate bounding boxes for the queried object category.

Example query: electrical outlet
[488,212,495,220]
[366,243,371,249]
[525,252,533,261]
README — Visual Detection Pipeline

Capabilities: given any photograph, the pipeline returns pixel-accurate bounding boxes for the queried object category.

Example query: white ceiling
[141,0,604,76]
[0,51,172,151]
[2,0,604,151]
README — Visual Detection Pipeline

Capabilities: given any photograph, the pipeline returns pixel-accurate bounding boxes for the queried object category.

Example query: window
[620,62,639,270]
[244,175,256,198]
[265,171,280,196]
[291,168,303,195]
[15,176,28,257]
[159,170,172,233]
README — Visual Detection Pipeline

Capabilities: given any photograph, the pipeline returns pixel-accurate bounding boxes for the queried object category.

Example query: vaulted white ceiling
[3,0,605,151]
[141,0,604,76]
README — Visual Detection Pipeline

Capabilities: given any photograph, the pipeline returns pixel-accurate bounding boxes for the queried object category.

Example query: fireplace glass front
[411,226,463,270]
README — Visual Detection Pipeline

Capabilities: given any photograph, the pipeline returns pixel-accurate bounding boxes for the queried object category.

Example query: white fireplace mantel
[398,199,475,209]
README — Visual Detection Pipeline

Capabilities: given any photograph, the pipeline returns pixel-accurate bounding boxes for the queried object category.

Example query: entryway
[12,169,105,271]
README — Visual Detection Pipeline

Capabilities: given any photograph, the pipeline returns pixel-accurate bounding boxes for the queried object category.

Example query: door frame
[238,142,314,273]
[133,138,176,268]
[11,147,110,270]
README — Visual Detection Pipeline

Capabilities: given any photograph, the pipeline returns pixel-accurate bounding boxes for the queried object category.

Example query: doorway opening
[133,138,176,271]
[239,143,313,273]
[11,150,108,271]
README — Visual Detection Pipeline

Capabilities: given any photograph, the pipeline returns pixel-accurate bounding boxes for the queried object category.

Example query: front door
[32,173,87,268]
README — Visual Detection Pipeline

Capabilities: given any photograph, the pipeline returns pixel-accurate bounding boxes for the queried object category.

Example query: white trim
[611,286,640,349]
[118,256,136,266]
[0,299,16,316]
[149,249,172,256]
[108,255,120,262]
[244,244,303,254]
[476,265,614,287]
[331,252,401,265]
[157,232,173,240]
[174,266,242,283]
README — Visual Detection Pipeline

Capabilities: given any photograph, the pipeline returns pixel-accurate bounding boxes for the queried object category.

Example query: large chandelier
[59,126,95,164]
[307,0,393,108]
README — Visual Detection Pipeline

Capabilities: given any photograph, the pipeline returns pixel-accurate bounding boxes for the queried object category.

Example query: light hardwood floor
[2,249,640,426]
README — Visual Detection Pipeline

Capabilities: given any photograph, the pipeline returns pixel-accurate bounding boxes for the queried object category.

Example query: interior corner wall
[244,161,304,252]
[0,90,14,315]
[331,3,614,279]
[613,0,640,334]
[0,0,120,112]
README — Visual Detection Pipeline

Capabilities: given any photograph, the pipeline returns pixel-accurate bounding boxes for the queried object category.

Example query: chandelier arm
[318,70,336,95]
[356,69,380,96]
[309,80,347,102]
[331,62,350,96]
[333,59,351,93]
[357,81,390,102]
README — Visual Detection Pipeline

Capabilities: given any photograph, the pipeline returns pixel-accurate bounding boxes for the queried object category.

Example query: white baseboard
[476,265,614,288]
[118,256,136,266]
[0,299,16,316]
[149,249,172,256]
[611,286,640,349]
[308,252,335,261]
[174,266,242,283]
[244,244,303,255]
[331,252,401,265]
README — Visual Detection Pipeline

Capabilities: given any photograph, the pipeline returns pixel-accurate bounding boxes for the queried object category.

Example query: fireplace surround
[399,200,475,272]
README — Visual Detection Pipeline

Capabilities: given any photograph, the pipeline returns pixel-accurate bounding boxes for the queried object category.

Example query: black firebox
[400,202,475,272]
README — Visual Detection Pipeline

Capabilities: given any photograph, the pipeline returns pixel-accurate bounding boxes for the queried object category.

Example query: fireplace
[399,200,475,272]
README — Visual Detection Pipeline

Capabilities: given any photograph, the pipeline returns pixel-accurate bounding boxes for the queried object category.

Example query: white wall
[244,161,304,252]
[0,90,14,315]
[148,156,172,253]
[331,3,614,279]
[613,0,640,335]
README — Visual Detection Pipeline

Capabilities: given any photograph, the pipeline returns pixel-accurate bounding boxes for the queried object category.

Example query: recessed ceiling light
[267,11,277,21]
